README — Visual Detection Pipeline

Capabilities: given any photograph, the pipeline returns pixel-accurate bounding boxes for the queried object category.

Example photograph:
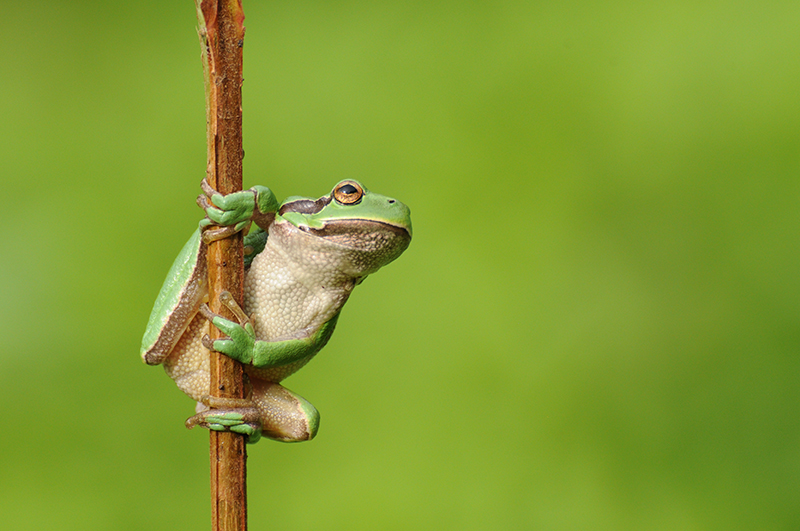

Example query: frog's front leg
[199,291,337,369]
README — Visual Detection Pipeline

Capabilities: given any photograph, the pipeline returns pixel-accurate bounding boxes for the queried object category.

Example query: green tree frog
[141,180,412,443]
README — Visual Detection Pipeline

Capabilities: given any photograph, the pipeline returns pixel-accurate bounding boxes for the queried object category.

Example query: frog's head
[275,180,412,277]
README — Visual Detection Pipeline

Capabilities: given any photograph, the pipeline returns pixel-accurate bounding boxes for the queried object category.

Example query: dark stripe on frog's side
[279,195,331,216]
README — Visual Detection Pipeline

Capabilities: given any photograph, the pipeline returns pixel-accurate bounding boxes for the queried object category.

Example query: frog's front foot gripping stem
[197,179,248,243]
[196,178,278,244]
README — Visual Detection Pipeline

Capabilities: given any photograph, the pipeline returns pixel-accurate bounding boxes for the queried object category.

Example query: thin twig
[195,1,248,530]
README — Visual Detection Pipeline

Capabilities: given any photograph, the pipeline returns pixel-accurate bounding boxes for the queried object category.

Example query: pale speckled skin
[242,222,356,382]
[150,180,411,442]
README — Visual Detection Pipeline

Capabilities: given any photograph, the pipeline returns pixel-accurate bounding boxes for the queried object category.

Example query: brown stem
[195,1,248,530]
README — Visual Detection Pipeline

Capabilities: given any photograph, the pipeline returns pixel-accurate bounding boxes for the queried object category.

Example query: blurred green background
[1,1,798,529]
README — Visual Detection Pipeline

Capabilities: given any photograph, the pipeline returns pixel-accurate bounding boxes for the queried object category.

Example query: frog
[140,179,412,443]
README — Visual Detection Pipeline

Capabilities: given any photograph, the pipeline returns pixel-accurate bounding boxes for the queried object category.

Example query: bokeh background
[2,1,799,529]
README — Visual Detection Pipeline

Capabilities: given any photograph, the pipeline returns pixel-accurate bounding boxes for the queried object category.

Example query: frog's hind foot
[185,395,263,444]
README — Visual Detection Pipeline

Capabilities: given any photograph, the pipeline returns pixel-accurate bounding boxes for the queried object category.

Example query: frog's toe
[201,224,242,243]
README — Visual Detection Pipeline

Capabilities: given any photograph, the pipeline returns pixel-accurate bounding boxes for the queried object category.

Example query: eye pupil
[339,184,358,195]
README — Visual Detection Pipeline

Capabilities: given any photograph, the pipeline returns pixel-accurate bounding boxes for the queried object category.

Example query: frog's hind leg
[185,378,319,443]
[250,378,319,442]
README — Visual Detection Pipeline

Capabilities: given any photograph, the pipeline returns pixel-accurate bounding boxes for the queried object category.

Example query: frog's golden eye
[333,181,363,205]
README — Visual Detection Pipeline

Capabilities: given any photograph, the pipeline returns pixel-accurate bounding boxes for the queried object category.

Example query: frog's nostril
[387,199,395,204]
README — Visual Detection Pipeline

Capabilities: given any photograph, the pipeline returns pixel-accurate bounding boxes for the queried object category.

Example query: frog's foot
[197,178,278,243]
[185,396,263,444]
[197,178,253,243]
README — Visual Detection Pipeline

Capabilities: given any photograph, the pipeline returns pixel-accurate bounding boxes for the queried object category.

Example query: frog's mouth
[303,218,410,237]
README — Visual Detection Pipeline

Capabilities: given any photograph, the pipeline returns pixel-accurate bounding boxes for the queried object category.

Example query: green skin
[141,180,412,443]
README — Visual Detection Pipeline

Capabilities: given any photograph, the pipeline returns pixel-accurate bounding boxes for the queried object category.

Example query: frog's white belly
[244,242,351,341]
